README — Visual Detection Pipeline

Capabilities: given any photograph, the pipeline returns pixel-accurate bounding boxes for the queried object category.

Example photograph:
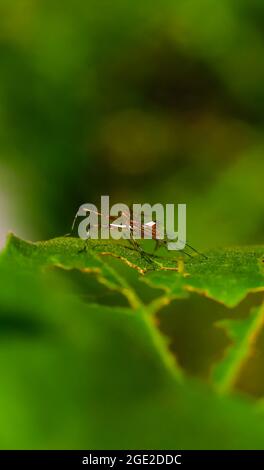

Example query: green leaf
[1,261,264,448]
[212,303,264,394]
[184,248,264,307]
[2,235,264,308]
[0,234,184,310]
[145,247,264,307]
[1,234,147,309]
[2,234,179,274]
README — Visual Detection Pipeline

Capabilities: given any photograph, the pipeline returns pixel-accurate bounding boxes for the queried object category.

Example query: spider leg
[185,242,208,259]
[154,239,163,252]
[155,238,193,259]
[128,236,155,265]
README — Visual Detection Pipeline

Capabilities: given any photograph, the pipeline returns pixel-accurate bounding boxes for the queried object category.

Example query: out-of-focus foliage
[213,304,264,394]
[1,0,264,449]
[1,0,264,247]
[1,234,264,449]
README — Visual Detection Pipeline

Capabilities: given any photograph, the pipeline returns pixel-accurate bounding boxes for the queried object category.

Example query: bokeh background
[1,0,264,249]
[0,0,264,449]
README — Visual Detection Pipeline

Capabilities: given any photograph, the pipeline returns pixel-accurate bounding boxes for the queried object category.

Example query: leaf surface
[213,303,264,393]
[0,259,264,448]
[3,235,264,307]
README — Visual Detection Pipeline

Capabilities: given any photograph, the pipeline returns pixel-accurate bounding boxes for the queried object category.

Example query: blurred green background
[1,0,264,249]
[0,0,264,449]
